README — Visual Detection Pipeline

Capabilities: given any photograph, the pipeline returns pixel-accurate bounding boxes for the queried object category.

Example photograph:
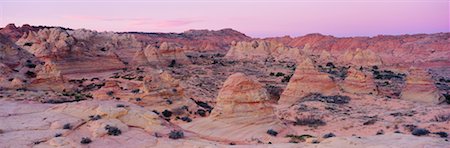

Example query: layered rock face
[340,68,377,95]
[279,58,339,106]
[225,40,301,62]
[341,48,383,66]
[0,23,39,41]
[133,28,251,51]
[268,33,450,68]
[183,73,286,142]
[16,28,128,76]
[400,67,443,103]
[140,71,189,107]
[133,42,190,67]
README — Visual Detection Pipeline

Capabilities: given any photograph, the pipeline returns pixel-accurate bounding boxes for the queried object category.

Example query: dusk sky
[0,0,448,37]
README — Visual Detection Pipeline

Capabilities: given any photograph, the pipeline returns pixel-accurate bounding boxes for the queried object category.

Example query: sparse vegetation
[266,129,278,136]
[286,134,315,143]
[25,71,36,78]
[168,60,177,67]
[105,125,122,136]
[432,113,450,122]
[318,62,349,80]
[63,123,72,129]
[181,116,192,122]
[169,130,184,139]
[89,115,102,121]
[162,109,173,118]
[106,91,114,96]
[411,128,430,136]
[80,137,92,144]
[294,116,326,127]
[322,133,335,138]
[303,93,350,104]
[433,132,448,138]
[197,109,206,117]
[363,119,377,125]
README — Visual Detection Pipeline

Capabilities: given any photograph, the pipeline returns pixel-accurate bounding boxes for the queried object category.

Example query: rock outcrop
[279,58,339,106]
[183,73,287,142]
[16,28,127,76]
[225,40,301,62]
[134,42,190,67]
[400,67,443,103]
[340,48,383,66]
[340,68,377,95]
[0,100,173,147]
[133,28,251,51]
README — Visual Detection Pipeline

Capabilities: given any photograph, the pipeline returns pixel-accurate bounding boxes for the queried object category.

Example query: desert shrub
[433,132,448,138]
[162,109,173,118]
[363,119,377,125]
[322,133,335,138]
[411,128,430,136]
[106,91,114,96]
[265,85,282,101]
[24,42,33,46]
[80,137,92,144]
[275,72,285,77]
[63,123,72,129]
[105,125,121,136]
[376,129,384,135]
[294,116,326,127]
[403,124,417,132]
[169,130,184,139]
[286,134,314,143]
[444,94,450,104]
[197,109,206,117]
[181,116,192,122]
[25,71,36,78]
[432,113,450,122]
[191,99,212,110]
[281,74,292,83]
[168,60,176,67]
[116,104,125,108]
[131,89,140,94]
[266,129,278,136]
[89,115,102,121]
[54,133,62,137]
[372,70,405,80]
[25,62,36,68]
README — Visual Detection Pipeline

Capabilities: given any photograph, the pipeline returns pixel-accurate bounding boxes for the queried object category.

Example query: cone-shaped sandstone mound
[400,67,443,103]
[279,58,339,106]
[182,73,287,142]
[340,68,377,95]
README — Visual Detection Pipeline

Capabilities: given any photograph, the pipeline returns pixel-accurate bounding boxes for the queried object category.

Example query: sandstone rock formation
[340,68,377,95]
[279,58,339,106]
[183,73,287,143]
[226,40,301,62]
[16,28,127,77]
[400,67,443,103]
[0,23,39,41]
[133,28,251,51]
[341,48,383,66]
[0,100,173,147]
[134,42,190,67]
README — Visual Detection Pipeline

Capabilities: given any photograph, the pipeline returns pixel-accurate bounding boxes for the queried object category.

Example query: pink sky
[0,0,448,37]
